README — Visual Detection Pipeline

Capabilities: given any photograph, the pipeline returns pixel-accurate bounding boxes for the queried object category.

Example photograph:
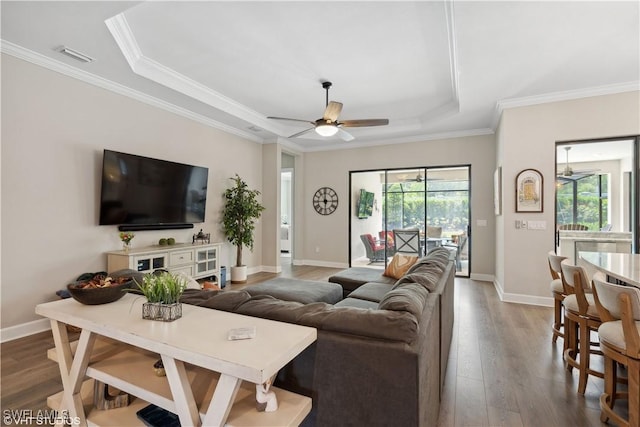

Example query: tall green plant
[222,174,266,267]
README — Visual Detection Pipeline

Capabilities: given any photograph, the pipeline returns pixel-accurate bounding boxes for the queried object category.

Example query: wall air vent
[56,46,95,63]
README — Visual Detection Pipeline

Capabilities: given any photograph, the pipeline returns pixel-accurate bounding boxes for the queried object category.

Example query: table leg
[50,321,96,427]
[202,374,242,427]
[161,355,201,427]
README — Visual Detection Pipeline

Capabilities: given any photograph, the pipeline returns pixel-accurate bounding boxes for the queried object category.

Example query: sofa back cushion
[236,295,419,343]
[378,282,429,318]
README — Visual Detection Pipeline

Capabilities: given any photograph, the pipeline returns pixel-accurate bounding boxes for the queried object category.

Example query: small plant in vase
[119,232,135,252]
[133,272,187,321]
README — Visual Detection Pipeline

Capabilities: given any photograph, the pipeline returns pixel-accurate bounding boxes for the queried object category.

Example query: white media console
[106,242,222,282]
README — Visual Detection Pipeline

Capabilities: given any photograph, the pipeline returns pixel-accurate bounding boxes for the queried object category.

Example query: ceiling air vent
[56,46,95,63]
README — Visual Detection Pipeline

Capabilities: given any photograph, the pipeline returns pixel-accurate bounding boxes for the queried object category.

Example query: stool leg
[553,298,562,343]
[578,318,590,394]
[629,358,640,427]
[600,355,616,423]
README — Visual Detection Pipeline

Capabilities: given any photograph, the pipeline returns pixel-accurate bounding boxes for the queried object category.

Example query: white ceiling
[1,1,639,151]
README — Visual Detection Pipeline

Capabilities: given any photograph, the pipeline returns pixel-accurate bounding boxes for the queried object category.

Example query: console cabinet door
[195,247,218,278]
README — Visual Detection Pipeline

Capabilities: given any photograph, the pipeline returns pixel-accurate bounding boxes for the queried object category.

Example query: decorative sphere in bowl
[67,274,133,305]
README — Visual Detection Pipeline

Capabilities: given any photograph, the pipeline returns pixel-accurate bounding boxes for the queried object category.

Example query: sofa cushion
[334,297,379,309]
[328,268,396,293]
[405,247,450,275]
[180,289,251,312]
[236,295,419,343]
[383,253,418,279]
[378,282,429,318]
[244,277,343,304]
[348,282,393,302]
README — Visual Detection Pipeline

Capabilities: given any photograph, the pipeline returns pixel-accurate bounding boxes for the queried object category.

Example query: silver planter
[142,302,182,321]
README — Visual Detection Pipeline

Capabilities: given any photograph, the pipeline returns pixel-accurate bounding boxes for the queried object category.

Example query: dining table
[579,251,640,288]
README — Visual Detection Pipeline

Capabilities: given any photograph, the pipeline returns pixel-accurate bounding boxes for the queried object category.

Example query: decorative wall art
[515,169,543,212]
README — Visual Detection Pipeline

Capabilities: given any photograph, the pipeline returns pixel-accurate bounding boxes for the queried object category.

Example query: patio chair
[393,229,421,256]
[360,234,388,263]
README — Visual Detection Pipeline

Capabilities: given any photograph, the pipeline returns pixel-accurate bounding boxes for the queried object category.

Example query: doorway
[555,137,638,258]
[349,165,471,277]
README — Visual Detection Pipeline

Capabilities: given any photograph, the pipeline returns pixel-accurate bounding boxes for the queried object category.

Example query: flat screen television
[357,189,374,219]
[99,150,208,229]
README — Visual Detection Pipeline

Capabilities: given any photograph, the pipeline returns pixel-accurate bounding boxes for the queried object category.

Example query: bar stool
[561,259,604,394]
[548,251,568,344]
[592,275,640,427]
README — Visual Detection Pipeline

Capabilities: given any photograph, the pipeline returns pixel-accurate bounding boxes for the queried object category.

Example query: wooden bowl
[67,276,133,305]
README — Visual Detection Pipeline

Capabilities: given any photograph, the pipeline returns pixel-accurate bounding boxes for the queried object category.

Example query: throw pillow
[383,253,418,279]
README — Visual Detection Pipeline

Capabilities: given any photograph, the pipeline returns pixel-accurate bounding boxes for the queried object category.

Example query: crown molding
[106,13,284,137]
[491,81,640,130]
[302,127,495,152]
[0,39,264,144]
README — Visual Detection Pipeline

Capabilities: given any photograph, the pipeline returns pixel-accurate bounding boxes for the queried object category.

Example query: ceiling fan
[558,146,599,178]
[267,81,389,142]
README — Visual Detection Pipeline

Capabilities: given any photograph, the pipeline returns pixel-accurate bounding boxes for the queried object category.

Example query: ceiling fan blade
[340,119,389,127]
[336,128,354,142]
[267,116,315,125]
[323,101,343,122]
[288,127,316,139]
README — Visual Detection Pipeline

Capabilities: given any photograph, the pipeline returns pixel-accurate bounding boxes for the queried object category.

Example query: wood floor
[1,262,616,426]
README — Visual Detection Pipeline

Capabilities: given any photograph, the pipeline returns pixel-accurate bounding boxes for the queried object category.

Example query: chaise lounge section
[181,247,455,426]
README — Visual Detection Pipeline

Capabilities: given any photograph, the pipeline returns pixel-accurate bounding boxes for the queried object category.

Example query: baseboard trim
[493,279,553,307]
[259,265,282,274]
[469,273,494,282]
[292,259,349,269]
[1,318,51,343]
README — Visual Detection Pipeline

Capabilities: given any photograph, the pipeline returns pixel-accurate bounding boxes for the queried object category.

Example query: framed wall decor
[515,169,543,212]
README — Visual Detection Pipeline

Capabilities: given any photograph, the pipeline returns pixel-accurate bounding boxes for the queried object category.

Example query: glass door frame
[348,164,472,277]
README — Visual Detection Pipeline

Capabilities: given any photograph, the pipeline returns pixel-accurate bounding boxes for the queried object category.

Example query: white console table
[107,243,222,281]
[36,294,316,426]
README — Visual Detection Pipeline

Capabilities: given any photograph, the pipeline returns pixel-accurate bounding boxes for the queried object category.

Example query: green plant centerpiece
[133,271,187,321]
[222,174,265,283]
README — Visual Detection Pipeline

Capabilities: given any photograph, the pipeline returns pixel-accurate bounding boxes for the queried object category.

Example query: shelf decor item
[515,168,543,213]
[119,231,135,252]
[132,272,187,321]
[222,174,265,284]
[67,274,133,305]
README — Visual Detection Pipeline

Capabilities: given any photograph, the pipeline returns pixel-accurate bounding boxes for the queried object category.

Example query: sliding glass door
[350,165,471,277]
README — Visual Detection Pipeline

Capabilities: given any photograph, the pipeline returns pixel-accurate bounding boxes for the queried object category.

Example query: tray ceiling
[1,1,638,151]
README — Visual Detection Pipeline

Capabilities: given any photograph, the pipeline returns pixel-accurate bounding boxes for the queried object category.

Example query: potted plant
[222,174,265,283]
[133,271,187,321]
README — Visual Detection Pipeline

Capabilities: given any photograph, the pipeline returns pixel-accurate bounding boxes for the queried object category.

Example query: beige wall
[1,54,264,332]
[261,143,281,271]
[3,50,637,337]
[497,91,640,305]
[298,134,497,276]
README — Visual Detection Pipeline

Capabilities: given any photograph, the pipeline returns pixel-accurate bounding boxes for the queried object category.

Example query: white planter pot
[230,266,247,284]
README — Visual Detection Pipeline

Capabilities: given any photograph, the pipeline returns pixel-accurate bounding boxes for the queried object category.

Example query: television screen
[357,189,374,219]
[99,150,208,227]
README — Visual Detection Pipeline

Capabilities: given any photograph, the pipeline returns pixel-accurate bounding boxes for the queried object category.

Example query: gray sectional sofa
[181,247,455,426]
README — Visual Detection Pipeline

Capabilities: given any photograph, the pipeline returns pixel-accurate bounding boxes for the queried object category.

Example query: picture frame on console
[515,168,543,213]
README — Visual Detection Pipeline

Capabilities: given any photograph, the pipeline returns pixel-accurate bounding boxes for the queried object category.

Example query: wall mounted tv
[99,150,208,231]
[357,189,375,219]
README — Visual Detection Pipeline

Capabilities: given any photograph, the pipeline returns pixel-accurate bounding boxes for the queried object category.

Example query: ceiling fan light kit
[315,123,339,137]
[267,81,389,142]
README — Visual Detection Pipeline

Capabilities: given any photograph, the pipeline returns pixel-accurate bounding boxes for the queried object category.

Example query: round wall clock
[313,187,339,215]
